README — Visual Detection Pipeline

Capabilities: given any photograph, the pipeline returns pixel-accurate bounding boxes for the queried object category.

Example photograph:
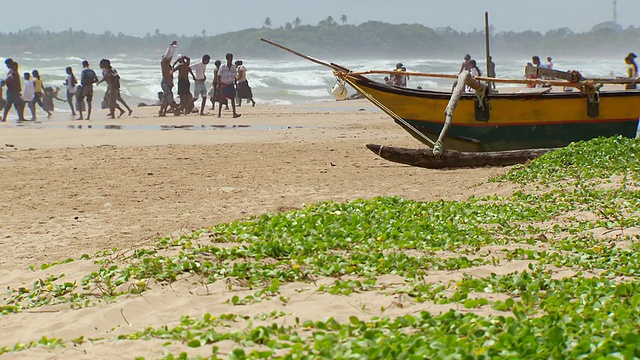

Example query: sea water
[0,54,628,108]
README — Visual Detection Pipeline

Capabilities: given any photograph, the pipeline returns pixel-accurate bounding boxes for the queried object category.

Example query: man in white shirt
[189,54,210,115]
[217,53,240,118]
[23,72,36,120]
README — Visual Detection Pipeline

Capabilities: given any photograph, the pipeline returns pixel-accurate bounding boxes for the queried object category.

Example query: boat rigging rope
[337,72,436,147]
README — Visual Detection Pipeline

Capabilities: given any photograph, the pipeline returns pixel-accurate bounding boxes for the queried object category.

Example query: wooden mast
[485,12,492,92]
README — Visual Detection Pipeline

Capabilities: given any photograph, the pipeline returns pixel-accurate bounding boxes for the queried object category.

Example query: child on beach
[22,72,36,120]
[42,87,66,113]
[31,70,52,118]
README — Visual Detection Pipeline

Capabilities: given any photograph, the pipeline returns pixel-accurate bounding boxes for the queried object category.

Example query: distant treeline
[1,21,639,60]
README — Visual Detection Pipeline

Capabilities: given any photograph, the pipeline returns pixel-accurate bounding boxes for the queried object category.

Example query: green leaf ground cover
[2,136,640,358]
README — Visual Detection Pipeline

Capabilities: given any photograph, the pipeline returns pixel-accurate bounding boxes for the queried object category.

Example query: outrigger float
[261,15,640,169]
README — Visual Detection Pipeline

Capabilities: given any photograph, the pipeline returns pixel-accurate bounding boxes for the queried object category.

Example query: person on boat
[625,53,638,89]
[546,57,554,69]
[458,54,472,74]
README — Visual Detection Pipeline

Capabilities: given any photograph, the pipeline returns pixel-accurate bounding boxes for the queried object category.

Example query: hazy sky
[4,0,638,37]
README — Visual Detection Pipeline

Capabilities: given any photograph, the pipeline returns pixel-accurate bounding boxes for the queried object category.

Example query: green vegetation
[2,20,639,59]
[2,136,640,358]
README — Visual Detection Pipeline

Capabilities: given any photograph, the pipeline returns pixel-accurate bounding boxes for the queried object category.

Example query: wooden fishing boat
[261,34,640,167]
[337,69,640,152]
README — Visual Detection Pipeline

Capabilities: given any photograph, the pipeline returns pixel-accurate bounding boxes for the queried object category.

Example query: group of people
[159,41,255,119]
[1,58,62,122]
[0,57,133,122]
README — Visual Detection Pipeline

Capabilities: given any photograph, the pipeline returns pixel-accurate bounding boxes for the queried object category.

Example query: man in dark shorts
[2,60,25,122]
[173,55,195,115]
[160,41,177,117]
[77,60,99,120]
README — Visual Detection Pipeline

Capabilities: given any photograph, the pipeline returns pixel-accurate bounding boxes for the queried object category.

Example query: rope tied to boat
[580,80,602,105]
[334,71,437,147]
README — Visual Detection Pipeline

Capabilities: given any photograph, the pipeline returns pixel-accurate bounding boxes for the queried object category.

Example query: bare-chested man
[159,41,177,117]
[173,55,195,115]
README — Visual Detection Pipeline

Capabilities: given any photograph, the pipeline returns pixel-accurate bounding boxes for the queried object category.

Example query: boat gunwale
[345,74,640,100]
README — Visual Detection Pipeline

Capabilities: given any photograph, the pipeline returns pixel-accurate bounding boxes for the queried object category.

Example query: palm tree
[340,14,348,24]
[326,16,335,25]
[201,29,206,37]
[264,17,272,28]
[293,17,302,27]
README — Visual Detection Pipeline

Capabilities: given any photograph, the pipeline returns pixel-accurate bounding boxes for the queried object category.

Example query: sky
[3,0,638,37]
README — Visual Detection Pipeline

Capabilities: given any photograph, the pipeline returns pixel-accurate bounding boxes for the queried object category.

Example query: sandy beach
[0,101,515,358]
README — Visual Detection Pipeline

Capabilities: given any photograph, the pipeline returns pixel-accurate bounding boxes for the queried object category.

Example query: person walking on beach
[2,60,25,122]
[77,60,99,120]
[235,60,256,107]
[63,66,78,116]
[210,59,229,112]
[42,86,66,113]
[98,59,125,118]
[190,54,210,115]
[217,53,240,118]
[22,72,37,120]
[173,55,195,115]
[31,70,52,118]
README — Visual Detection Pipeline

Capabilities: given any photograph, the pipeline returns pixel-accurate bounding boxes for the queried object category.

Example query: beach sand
[0,101,519,358]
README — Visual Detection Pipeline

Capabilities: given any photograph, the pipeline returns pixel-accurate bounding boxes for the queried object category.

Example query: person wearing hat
[458,54,472,74]
[392,62,408,87]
